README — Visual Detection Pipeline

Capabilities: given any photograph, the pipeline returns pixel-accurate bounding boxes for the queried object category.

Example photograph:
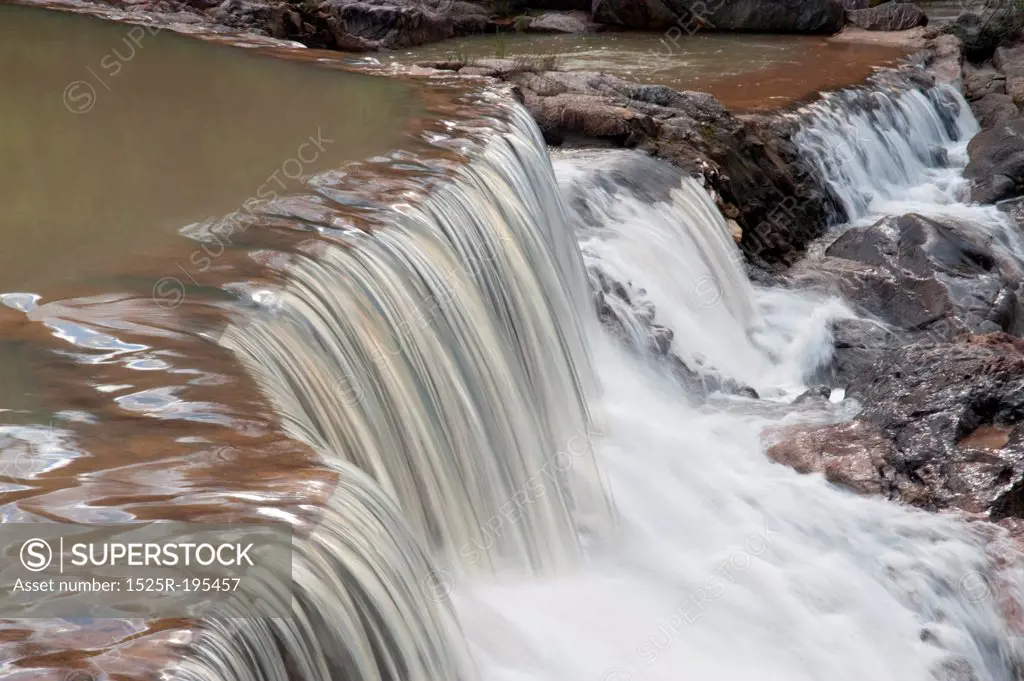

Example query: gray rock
[791,213,1023,357]
[965,118,1024,203]
[969,92,1019,129]
[770,333,1024,516]
[524,9,600,31]
[592,0,844,33]
[847,2,928,31]
[962,63,1006,102]
[942,8,1024,62]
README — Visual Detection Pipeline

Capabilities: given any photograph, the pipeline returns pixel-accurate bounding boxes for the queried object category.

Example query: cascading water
[176,88,1024,681]
[559,149,852,396]
[793,74,1024,261]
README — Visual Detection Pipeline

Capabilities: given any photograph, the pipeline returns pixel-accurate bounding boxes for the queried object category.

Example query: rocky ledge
[59,0,856,51]
[768,333,1024,519]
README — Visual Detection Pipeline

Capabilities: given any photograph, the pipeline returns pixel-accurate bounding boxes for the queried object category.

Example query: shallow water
[0,3,415,293]
[392,32,908,110]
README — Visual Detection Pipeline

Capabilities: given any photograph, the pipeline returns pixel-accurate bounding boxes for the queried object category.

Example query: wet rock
[792,385,832,405]
[523,91,658,144]
[523,9,600,32]
[791,213,1023,359]
[591,0,844,33]
[847,2,927,31]
[827,318,900,386]
[943,8,1024,62]
[770,333,1024,515]
[965,118,1024,203]
[767,420,891,495]
[503,69,834,269]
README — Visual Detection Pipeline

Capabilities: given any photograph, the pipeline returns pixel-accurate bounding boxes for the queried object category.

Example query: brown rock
[767,421,890,495]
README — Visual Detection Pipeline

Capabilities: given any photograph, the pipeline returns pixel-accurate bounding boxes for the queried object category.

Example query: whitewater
[178,78,1024,681]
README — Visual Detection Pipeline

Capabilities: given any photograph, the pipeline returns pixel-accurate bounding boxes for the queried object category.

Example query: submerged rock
[846,2,927,32]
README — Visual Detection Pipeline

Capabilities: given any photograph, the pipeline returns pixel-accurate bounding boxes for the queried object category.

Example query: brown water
[0,6,427,677]
[0,3,415,293]
[391,32,909,110]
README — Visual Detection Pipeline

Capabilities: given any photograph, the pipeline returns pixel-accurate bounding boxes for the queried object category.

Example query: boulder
[846,2,927,31]
[769,333,1024,516]
[592,0,844,33]
[790,213,1024,371]
[965,118,1024,204]
[319,0,486,50]
[523,9,600,31]
[994,44,1024,108]
[970,93,1020,129]
[943,8,1024,62]
[963,63,1007,102]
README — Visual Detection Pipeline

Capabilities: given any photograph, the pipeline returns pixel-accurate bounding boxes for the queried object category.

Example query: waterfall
[223,106,609,576]
[793,78,979,223]
[794,72,1024,267]
[174,91,1024,681]
[558,149,852,396]
[175,105,612,681]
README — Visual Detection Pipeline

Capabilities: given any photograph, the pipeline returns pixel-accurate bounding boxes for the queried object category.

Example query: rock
[963,63,1006,102]
[524,9,601,31]
[523,91,658,144]
[767,420,891,495]
[965,118,1024,204]
[970,93,1020,129]
[994,44,1024,108]
[847,2,928,31]
[727,219,743,243]
[827,318,900,386]
[770,333,1024,515]
[928,33,963,86]
[495,68,834,267]
[791,213,1023,360]
[702,0,845,33]
[841,0,867,8]
[792,385,833,405]
[592,0,844,33]
[943,8,1024,62]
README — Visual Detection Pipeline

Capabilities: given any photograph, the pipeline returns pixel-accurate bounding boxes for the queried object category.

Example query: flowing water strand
[559,150,853,395]
[175,464,471,681]
[223,105,610,577]
[793,80,978,222]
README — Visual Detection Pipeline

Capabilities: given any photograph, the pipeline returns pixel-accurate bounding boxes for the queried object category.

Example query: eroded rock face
[591,0,844,33]
[966,118,1024,204]
[769,333,1024,516]
[847,2,927,32]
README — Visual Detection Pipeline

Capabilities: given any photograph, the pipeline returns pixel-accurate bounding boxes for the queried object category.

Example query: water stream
[3,7,1024,681]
